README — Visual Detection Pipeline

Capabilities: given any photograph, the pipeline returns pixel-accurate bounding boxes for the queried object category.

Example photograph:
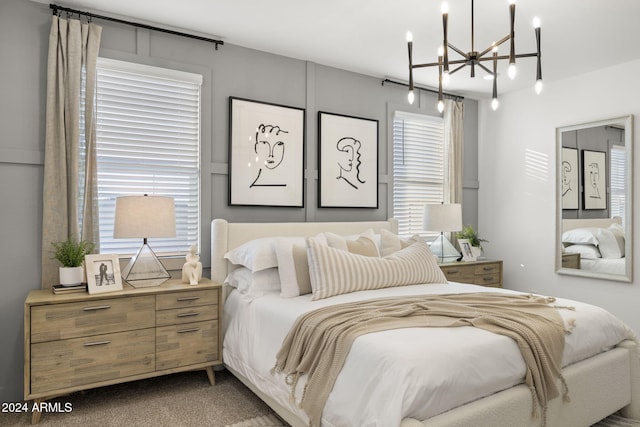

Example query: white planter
[59,266,84,286]
[471,246,482,260]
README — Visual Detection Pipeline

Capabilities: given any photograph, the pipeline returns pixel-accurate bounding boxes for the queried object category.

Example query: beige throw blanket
[273,292,572,427]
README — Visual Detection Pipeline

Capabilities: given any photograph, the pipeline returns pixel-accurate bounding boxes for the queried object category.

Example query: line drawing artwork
[336,137,365,190]
[562,160,573,197]
[250,123,288,188]
[586,162,601,200]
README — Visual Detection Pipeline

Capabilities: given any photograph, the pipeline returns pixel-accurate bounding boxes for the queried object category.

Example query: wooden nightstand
[562,252,581,269]
[24,278,222,424]
[439,259,503,288]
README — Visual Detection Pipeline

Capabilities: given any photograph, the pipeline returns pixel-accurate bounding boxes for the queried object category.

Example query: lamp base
[429,234,461,263]
[122,242,170,288]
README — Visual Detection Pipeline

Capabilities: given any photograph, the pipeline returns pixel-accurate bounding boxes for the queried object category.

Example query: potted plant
[457,225,488,259]
[52,238,95,286]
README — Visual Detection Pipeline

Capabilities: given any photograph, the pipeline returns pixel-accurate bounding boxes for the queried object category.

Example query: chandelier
[406,0,542,111]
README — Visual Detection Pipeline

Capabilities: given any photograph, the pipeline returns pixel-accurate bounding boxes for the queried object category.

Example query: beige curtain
[41,16,102,288]
[443,99,464,205]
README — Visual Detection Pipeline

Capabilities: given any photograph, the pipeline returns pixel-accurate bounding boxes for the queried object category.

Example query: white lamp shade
[114,195,176,239]
[423,203,462,232]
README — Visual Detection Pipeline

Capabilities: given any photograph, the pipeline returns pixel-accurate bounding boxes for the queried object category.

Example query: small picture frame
[581,149,607,210]
[458,239,476,262]
[85,254,123,294]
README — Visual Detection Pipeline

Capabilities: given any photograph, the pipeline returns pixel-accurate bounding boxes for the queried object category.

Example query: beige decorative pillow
[324,229,380,257]
[275,234,327,297]
[378,228,413,256]
[308,236,447,300]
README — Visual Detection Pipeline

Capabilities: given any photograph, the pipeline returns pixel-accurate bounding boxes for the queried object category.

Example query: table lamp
[114,194,176,287]
[423,203,462,263]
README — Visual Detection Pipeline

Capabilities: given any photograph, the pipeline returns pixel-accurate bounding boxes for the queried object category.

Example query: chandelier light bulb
[533,16,541,28]
[508,63,517,80]
[408,90,415,104]
[437,100,445,113]
[442,71,450,87]
[406,31,413,43]
[535,79,543,94]
[437,45,444,57]
[508,0,516,5]
[491,98,499,111]
[441,2,449,14]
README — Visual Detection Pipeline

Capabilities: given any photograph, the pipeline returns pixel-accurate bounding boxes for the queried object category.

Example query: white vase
[59,266,84,286]
[471,246,482,260]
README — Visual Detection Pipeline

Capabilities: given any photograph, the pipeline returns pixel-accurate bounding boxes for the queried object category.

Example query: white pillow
[378,228,411,257]
[564,244,601,259]
[224,237,278,272]
[275,234,326,297]
[562,228,600,246]
[308,236,447,300]
[224,267,280,296]
[597,228,624,259]
[324,229,380,257]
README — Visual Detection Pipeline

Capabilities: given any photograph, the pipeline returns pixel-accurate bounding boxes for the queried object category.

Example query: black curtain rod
[50,4,224,50]
[382,78,464,101]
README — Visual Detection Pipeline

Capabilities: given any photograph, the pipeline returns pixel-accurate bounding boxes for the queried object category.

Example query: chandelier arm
[447,43,468,59]
[412,58,468,69]
[477,35,511,58]
[448,64,467,76]
[476,62,494,76]
[474,52,538,63]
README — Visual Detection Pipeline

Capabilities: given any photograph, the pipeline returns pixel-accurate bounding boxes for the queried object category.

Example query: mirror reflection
[556,115,633,282]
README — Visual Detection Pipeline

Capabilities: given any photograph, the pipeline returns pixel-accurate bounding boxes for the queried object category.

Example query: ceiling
[36,0,640,100]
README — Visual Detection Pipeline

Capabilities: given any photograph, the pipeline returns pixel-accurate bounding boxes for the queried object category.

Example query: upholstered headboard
[210,218,398,284]
[562,217,622,232]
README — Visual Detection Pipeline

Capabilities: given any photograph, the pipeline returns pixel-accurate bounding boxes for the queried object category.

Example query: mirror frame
[555,115,634,282]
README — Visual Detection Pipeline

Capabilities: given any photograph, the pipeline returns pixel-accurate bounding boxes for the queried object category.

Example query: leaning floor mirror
[556,115,633,282]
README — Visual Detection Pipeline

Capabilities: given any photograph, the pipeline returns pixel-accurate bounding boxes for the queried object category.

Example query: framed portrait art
[561,147,579,210]
[228,97,305,207]
[582,149,606,210]
[85,254,123,294]
[318,111,378,208]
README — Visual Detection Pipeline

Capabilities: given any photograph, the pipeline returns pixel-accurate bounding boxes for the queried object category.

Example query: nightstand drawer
[31,296,155,343]
[475,264,500,275]
[156,289,218,310]
[440,264,475,282]
[156,304,218,327]
[473,273,501,287]
[156,320,218,370]
[30,328,155,394]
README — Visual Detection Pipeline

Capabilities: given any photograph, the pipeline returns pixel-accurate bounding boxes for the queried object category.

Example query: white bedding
[580,257,626,275]
[223,281,635,427]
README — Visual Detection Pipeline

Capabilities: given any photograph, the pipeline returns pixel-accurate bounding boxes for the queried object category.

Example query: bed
[212,218,640,427]
[561,218,626,276]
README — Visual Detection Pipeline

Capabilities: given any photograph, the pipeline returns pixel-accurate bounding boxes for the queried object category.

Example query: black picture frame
[318,111,378,208]
[228,97,305,207]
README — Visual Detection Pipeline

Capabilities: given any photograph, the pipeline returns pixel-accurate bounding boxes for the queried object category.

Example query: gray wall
[0,0,478,402]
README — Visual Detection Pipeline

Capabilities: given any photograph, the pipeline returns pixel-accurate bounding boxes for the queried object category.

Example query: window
[91,58,202,256]
[392,111,445,237]
[610,144,625,226]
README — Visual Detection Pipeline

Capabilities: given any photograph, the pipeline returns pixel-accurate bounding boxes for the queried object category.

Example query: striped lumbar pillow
[308,236,447,300]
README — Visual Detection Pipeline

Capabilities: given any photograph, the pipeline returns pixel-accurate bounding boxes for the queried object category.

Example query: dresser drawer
[31,296,155,343]
[473,273,501,287]
[156,320,218,370]
[156,304,218,327]
[474,263,500,275]
[440,264,475,282]
[156,289,218,311]
[30,328,155,394]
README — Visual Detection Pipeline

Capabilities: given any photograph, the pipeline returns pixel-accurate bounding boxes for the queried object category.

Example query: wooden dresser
[24,278,221,424]
[439,259,503,288]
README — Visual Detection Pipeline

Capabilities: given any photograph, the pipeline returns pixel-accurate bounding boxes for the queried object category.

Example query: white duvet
[222,282,635,427]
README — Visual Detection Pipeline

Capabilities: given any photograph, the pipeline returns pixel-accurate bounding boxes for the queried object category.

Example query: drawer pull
[176,296,200,302]
[83,340,111,347]
[447,270,459,274]
[483,267,495,272]
[177,312,200,318]
[83,305,111,311]
[177,327,200,334]
[482,276,493,281]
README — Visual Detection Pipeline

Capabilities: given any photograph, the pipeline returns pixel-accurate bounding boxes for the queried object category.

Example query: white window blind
[610,144,625,226]
[94,58,202,256]
[393,111,445,237]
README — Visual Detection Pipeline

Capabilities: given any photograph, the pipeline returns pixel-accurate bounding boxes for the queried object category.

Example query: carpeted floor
[2,369,638,427]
